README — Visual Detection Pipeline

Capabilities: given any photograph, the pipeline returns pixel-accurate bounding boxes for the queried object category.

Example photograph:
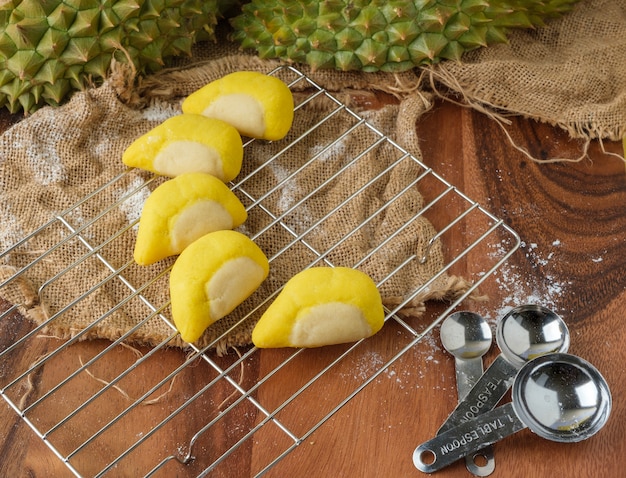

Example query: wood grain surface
[1,96,624,478]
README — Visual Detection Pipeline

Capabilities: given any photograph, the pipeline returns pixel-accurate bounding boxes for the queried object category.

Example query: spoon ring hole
[472,453,489,467]
[419,449,436,466]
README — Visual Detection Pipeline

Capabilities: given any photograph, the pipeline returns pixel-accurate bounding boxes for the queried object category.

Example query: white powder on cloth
[268,161,314,232]
[20,138,67,186]
[0,200,24,252]
[140,102,180,123]
[270,162,301,212]
[311,135,350,163]
[5,106,89,186]
[117,175,151,227]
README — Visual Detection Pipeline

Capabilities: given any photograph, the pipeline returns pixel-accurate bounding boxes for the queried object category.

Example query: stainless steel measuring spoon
[440,311,495,476]
[437,304,570,434]
[413,353,611,473]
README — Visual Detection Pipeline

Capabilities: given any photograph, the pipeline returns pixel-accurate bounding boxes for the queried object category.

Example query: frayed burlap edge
[420,0,626,165]
[109,54,427,113]
[422,66,626,166]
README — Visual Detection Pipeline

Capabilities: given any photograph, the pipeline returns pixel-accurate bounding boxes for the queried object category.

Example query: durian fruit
[0,0,226,114]
[230,0,582,72]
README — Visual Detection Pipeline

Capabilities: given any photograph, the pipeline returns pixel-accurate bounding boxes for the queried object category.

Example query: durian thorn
[15,24,30,46]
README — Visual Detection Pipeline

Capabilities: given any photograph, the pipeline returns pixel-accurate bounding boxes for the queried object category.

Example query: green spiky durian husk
[230,0,582,73]
[0,0,227,114]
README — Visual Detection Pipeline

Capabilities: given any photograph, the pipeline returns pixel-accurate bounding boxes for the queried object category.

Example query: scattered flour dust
[269,162,300,212]
[344,237,580,397]
[351,350,385,382]
[480,238,573,323]
[390,329,448,393]
[344,329,447,394]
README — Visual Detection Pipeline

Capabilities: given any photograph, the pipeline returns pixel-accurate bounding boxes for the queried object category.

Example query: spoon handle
[414,403,526,473]
[453,357,496,476]
[438,354,518,434]
[454,357,483,400]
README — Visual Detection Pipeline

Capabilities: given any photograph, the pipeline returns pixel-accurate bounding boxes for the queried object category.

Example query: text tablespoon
[440,311,495,476]
[437,304,570,434]
[414,353,611,473]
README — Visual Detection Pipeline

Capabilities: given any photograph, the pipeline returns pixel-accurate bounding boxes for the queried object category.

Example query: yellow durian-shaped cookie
[170,230,269,343]
[133,173,247,265]
[122,114,243,181]
[182,71,294,141]
[252,267,385,348]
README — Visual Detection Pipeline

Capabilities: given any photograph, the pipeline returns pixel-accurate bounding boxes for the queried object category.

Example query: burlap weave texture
[427,0,626,146]
[0,56,471,353]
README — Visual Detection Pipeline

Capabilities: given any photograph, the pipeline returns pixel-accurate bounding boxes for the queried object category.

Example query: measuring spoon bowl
[440,311,495,476]
[414,353,611,473]
[496,304,571,368]
[441,311,493,362]
[440,311,493,396]
[512,352,611,442]
[437,304,569,434]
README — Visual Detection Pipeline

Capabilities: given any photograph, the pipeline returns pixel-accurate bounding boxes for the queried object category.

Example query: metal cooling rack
[0,66,520,477]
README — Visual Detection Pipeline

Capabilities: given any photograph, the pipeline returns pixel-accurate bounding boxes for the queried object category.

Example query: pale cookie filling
[154,141,224,179]
[206,257,266,320]
[202,94,265,138]
[170,200,233,251]
[289,302,372,347]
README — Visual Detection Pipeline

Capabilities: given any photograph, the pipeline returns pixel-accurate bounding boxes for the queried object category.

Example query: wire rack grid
[0,66,520,477]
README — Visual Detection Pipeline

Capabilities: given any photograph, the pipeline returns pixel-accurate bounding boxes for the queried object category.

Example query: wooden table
[1,96,624,477]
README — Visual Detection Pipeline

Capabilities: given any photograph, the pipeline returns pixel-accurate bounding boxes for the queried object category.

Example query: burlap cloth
[1,0,624,353]
[427,0,626,151]
[0,51,474,353]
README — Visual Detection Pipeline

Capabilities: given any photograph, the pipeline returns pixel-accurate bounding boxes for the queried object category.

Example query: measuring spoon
[437,304,570,434]
[413,353,611,473]
[440,311,495,476]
